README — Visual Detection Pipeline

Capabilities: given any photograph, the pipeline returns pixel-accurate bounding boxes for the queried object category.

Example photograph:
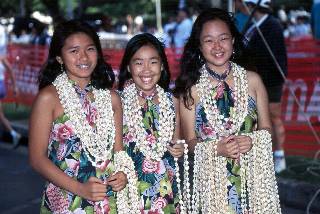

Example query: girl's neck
[67,75,91,90]
[136,86,157,100]
[206,61,230,75]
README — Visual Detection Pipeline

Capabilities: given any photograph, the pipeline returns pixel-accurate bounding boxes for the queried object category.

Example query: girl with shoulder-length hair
[29,20,139,213]
[38,20,114,90]
[174,8,281,214]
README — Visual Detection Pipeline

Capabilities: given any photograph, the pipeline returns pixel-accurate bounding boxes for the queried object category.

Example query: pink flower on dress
[96,160,110,171]
[52,121,74,142]
[87,106,98,127]
[46,183,70,213]
[224,120,232,130]
[142,159,160,174]
[124,132,134,144]
[215,82,226,99]
[56,144,67,161]
[147,210,160,214]
[152,197,167,210]
[166,167,175,183]
[146,134,157,145]
[175,205,181,214]
[83,98,91,116]
[65,158,80,172]
[202,124,214,136]
[94,198,110,214]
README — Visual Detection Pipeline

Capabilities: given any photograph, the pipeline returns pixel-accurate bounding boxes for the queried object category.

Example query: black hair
[173,8,246,108]
[118,33,170,91]
[38,19,114,89]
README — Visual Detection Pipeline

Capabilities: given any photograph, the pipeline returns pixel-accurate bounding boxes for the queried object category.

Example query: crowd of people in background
[235,0,317,40]
[0,0,318,51]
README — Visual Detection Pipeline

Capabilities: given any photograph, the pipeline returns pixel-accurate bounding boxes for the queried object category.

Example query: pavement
[0,142,45,214]
[1,142,319,214]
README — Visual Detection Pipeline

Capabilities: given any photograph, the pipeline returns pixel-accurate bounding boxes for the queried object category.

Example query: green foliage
[0,0,314,26]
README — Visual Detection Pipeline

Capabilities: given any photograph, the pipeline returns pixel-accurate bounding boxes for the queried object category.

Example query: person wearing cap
[243,0,287,173]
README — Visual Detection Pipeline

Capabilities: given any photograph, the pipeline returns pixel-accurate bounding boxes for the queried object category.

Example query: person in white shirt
[173,8,193,52]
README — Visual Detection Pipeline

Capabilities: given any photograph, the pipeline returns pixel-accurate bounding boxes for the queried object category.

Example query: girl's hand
[78,176,107,201]
[234,135,253,154]
[216,135,240,159]
[167,141,184,158]
[107,171,127,192]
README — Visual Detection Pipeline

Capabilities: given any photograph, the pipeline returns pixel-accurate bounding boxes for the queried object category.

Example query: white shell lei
[53,72,115,166]
[196,62,248,138]
[190,131,281,214]
[190,63,281,213]
[174,140,190,214]
[114,151,140,214]
[122,83,175,161]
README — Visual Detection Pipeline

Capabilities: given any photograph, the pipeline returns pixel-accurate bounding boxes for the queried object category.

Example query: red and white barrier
[3,39,320,157]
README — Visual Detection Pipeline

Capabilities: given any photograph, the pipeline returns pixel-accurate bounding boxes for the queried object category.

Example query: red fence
[3,39,320,157]
[282,38,320,157]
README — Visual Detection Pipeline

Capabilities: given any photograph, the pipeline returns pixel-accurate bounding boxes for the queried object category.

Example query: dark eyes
[203,37,231,43]
[88,47,97,51]
[69,46,96,53]
[133,60,159,65]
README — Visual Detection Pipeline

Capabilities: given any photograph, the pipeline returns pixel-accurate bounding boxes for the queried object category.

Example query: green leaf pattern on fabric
[40,85,116,213]
[123,92,180,213]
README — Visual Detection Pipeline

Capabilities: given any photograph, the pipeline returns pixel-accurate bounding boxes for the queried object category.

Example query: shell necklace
[53,72,115,166]
[196,62,249,138]
[122,83,175,161]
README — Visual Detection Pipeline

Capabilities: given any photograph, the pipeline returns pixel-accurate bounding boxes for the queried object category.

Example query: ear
[232,38,235,45]
[56,56,63,65]
[161,64,164,71]
[127,66,130,73]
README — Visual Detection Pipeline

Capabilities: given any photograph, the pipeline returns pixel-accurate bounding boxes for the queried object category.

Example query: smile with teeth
[77,64,90,69]
[141,76,153,84]
[214,52,224,57]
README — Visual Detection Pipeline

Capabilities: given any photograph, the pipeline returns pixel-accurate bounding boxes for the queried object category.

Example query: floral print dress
[123,92,180,214]
[195,82,258,214]
[40,84,117,214]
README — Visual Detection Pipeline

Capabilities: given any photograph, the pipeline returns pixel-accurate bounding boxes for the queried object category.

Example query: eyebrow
[65,43,96,50]
[201,33,231,38]
[131,56,160,61]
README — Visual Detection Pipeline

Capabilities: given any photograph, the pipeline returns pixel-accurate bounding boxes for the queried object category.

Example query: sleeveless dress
[40,83,116,214]
[195,82,258,214]
[123,92,180,214]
